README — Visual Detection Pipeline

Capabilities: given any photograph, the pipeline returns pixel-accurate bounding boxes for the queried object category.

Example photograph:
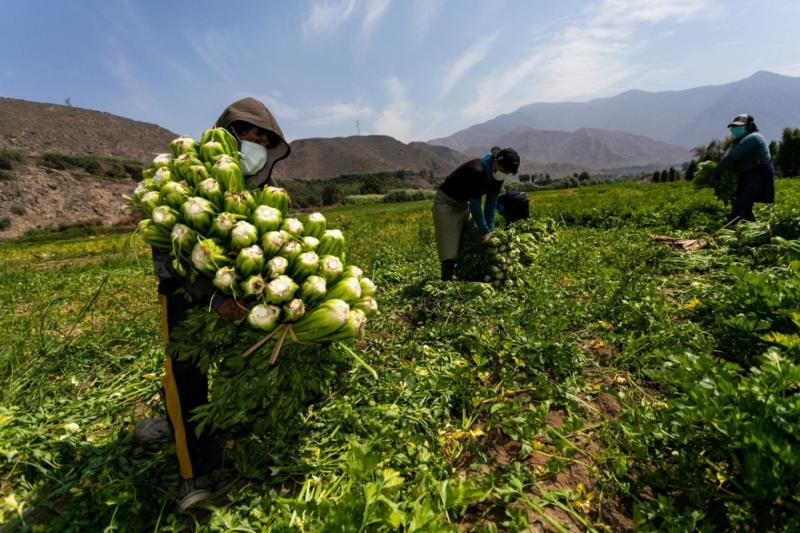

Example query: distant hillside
[430,71,800,150]
[469,127,689,172]
[0,99,475,237]
[0,97,177,162]
[272,135,470,181]
[0,98,471,180]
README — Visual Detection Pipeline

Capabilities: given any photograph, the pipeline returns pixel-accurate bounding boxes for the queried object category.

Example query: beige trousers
[432,190,469,262]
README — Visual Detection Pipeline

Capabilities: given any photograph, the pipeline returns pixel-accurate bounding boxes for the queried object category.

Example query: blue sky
[2,0,799,143]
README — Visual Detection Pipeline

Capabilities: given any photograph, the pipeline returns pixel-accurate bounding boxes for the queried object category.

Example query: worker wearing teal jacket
[433,147,520,281]
[715,114,775,222]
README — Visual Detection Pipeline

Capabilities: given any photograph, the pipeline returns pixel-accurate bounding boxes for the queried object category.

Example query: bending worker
[433,146,520,281]
[497,191,530,226]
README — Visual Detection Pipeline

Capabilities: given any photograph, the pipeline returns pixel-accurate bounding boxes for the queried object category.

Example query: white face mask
[492,170,507,182]
[239,140,268,176]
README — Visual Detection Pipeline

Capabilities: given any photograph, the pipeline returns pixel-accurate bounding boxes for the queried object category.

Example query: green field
[2,181,799,531]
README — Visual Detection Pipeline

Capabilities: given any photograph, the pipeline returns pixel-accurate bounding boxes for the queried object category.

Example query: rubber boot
[441,259,455,281]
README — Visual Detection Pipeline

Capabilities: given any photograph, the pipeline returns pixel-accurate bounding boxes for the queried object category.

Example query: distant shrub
[383,189,435,203]
[344,194,385,205]
[13,218,135,243]
[123,162,144,180]
[0,217,10,231]
[321,183,344,206]
[82,159,101,175]
[39,152,142,180]
[0,148,24,170]
[506,174,636,193]
[54,218,103,232]
[504,182,541,192]
[359,175,384,194]
[282,170,435,207]
[39,152,69,170]
[106,162,144,180]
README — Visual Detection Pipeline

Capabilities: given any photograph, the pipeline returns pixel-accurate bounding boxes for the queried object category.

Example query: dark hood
[214,97,291,187]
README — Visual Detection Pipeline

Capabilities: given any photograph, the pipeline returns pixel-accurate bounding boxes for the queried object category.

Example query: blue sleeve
[717,135,760,172]
[469,197,491,235]
[484,193,498,231]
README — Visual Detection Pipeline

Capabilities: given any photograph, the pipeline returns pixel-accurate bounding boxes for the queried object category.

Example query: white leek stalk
[247,304,281,332]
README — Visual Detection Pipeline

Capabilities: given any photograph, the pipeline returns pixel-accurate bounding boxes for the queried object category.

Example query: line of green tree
[281,169,440,207]
[506,172,635,192]
[517,172,553,184]
[650,166,681,183]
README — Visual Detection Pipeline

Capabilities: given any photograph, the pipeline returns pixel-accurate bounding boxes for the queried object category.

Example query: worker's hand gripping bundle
[693,160,737,205]
[455,219,556,288]
[125,129,378,434]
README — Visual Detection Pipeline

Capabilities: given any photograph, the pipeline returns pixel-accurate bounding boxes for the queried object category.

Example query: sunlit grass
[1,180,799,531]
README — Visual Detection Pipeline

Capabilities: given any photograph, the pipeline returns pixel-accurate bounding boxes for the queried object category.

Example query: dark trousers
[729,163,775,223]
[730,185,757,222]
[158,282,221,479]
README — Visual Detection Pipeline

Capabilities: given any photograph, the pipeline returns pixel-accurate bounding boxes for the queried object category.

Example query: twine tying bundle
[242,324,313,364]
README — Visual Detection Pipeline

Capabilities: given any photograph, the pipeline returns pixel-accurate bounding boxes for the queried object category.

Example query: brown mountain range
[0,97,176,161]
[272,135,469,181]
[0,97,470,179]
[0,96,691,237]
[477,127,690,171]
[0,97,470,237]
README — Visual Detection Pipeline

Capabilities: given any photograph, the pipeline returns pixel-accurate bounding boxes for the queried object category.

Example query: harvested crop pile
[455,218,556,287]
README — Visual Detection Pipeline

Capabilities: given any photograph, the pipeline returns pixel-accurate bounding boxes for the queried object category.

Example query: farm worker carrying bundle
[432,146,520,281]
[713,113,775,223]
[133,97,292,511]
[497,191,530,226]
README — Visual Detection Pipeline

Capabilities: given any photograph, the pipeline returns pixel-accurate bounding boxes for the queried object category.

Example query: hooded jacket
[214,97,291,188]
[151,98,292,305]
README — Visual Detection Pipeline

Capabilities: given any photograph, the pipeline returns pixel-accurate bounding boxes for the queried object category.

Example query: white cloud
[245,92,302,122]
[303,0,359,36]
[440,33,498,98]
[304,0,392,40]
[590,0,711,24]
[361,0,391,36]
[291,77,418,141]
[299,101,376,129]
[373,76,414,142]
[412,109,447,141]
[463,0,718,121]
[767,61,800,77]
[412,0,446,35]
[102,35,156,117]
[186,30,237,81]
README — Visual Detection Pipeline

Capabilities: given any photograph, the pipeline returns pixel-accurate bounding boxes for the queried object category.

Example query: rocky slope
[0,98,470,238]
[272,135,470,181]
[0,97,177,161]
[0,158,138,238]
